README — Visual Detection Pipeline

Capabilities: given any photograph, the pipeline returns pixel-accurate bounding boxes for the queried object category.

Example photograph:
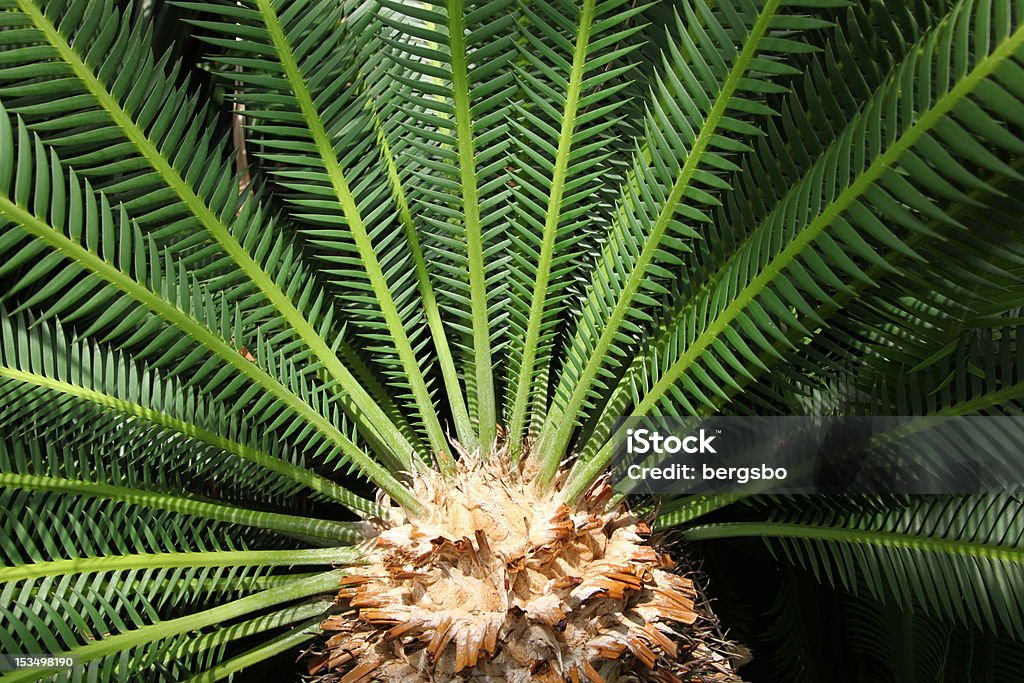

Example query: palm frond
[183,0,456,467]
[0,0,419,466]
[568,0,1024,499]
[535,0,835,481]
[0,107,421,509]
[0,472,349,679]
[0,312,379,514]
[502,0,647,454]
[376,0,520,453]
[0,436,362,543]
[684,495,1024,639]
[1,568,343,682]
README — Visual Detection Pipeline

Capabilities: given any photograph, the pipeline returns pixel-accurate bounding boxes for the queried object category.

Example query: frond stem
[14,0,417,470]
[0,548,360,583]
[184,617,323,682]
[0,195,422,513]
[0,367,382,516]
[511,0,596,463]
[0,569,345,683]
[536,0,782,485]
[368,103,476,452]
[253,0,453,472]
[566,16,1024,502]
[0,473,363,543]
[682,522,1024,563]
[448,0,497,455]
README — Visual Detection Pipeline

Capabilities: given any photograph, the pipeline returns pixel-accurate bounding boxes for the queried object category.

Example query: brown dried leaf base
[306,443,744,682]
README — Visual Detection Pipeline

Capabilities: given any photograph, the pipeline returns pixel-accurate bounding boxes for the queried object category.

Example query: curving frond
[0,311,379,514]
[683,495,1024,639]
[503,0,647,454]
[0,472,352,679]
[0,107,421,509]
[0,0,420,468]
[181,0,457,467]
[375,0,520,454]
[569,0,1024,499]
[0,437,363,544]
[1,568,344,682]
[535,0,839,481]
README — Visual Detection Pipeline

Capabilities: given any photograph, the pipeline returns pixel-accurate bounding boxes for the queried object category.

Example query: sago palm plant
[2,0,1024,680]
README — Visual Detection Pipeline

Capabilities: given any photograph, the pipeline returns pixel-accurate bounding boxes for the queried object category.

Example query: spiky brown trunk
[306,442,744,682]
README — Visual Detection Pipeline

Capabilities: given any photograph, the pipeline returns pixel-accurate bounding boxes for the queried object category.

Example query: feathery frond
[3,0,1024,678]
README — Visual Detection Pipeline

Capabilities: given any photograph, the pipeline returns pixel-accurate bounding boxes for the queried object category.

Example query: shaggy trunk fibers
[307,444,743,682]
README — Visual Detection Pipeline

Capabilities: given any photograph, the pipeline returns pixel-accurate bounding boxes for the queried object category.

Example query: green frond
[0,548,356,583]
[535,0,833,482]
[0,108,421,510]
[683,495,1024,639]
[1,569,343,682]
[503,0,647,454]
[376,0,520,453]
[0,480,339,676]
[182,0,456,467]
[800,189,1024,393]
[0,0,420,468]
[651,493,745,530]
[571,0,946,444]
[568,0,1024,499]
[183,614,326,682]
[827,324,1024,423]
[0,312,380,514]
[0,438,363,543]
[174,607,329,682]
[0,434,353,678]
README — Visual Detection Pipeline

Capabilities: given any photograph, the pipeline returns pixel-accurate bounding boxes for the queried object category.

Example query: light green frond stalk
[448,0,498,455]
[682,521,1024,564]
[0,367,380,515]
[0,473,363,543]
[184,618,323,683]
[370,108,476,449]
[0,548,360,583]
[0,570,345,683]
[252,0,454,471]
[535,0,783,483]
[508,0,596,458]
[0,184,420,512]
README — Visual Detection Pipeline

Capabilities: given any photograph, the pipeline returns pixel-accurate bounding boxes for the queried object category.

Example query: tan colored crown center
[308,445,741,682]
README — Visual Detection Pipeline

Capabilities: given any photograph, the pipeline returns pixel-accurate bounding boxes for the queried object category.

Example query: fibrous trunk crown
[308,441,743,682]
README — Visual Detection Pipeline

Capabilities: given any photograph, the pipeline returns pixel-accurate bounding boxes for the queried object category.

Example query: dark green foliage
[1,0,1024,679]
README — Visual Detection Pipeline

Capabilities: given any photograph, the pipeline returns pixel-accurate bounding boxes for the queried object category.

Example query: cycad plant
[2,0,1024,680]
